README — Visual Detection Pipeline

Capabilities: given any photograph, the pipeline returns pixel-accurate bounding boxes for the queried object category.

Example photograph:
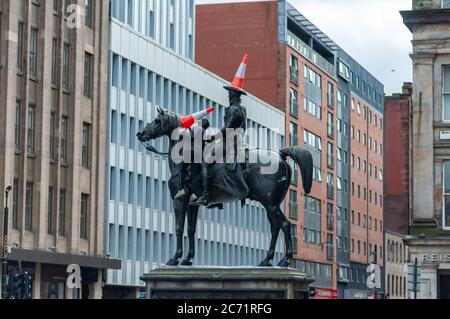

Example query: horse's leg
[259,206,281,267]
[276,207,293,267]
[166,199,187,266]
[180,205,199,266]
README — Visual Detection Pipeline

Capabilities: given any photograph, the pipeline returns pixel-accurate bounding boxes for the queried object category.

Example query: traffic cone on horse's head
[179,107,215,129]
[224,54,248,96]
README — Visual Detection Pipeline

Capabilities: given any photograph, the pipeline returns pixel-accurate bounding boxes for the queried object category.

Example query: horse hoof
[258,260,273,267]
[180,259,193,266]
[276,258,290,268]
[166,258,180,266]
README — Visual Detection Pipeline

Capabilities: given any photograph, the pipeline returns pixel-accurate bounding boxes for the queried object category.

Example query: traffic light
[10,272,21,299]
[21,271,32,299]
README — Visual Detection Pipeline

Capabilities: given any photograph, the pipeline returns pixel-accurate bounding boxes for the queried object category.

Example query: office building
[0,0,119,299]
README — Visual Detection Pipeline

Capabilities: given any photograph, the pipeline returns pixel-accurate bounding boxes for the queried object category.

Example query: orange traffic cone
[179,107,215,129]
[224,54,248,96]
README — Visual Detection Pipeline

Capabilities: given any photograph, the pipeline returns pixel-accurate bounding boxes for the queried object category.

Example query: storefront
[405,237,450,299]
[310,288,338,299]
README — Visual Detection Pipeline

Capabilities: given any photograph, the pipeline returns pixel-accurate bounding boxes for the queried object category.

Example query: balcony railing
[290,67,299,85]
[327,185,334,199]
[326,244,334,260]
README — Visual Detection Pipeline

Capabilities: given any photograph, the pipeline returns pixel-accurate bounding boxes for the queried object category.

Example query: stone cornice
[401,9,450,32]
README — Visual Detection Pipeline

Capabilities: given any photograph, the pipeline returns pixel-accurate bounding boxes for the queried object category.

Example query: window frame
[443,66,450,122]
[443,161,450,230]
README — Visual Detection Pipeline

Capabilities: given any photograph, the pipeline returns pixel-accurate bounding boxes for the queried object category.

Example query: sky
[196,0,413,95]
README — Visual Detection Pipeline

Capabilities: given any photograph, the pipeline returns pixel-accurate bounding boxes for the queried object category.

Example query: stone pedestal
[141,266,314,299]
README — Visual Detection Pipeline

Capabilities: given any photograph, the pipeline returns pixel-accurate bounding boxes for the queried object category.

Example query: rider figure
[175,118,210,201]
[190,85,248,207]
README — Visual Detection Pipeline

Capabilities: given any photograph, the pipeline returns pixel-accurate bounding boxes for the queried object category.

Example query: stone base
[140,266,314,299]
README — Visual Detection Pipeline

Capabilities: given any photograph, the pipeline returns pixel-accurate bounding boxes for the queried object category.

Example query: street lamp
[2,185,13,299]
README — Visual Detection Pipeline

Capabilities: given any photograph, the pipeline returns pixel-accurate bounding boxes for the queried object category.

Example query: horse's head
[137,106,179,142]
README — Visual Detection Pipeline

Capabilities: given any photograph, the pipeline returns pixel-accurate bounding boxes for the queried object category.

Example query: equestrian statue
[137,55,313,267]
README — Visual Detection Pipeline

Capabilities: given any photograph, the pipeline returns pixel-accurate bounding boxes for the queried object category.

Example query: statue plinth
[140,266,314,299]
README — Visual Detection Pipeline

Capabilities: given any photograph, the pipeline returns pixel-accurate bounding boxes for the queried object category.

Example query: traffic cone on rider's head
[224,54,248,96]
[179,107,215,129]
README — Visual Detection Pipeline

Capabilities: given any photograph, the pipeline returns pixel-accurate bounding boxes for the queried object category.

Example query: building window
[304,196,321,244]
[289,189,298,219]
[85,0,93,28]
[63,43,70,90]
[290,55,299,85]
[48,187,53,234]
[61,116,68,162]
[17,22,24,72]
[290,122,298,146]
[50,112,56,160]
[304,97,321,119]
[327,112,334,138]
[29,28,38,78]
[303,130,322,151]
[291,224,298,255]
[357,240,361,254]
[80,193,89,239]
[51,38,58,85]
[15,101,21,151]
[327,173,334,199]
[25,182,33,232]
[338,59,350,81]
[444,66,450,121]
[290,88,298,117]
[351,239,355,252]
[443,161,450,229]
[27,105,35,155]
[327,203,334,230]
[59,190,66,236]
[304,65,321,88]
[327,143,334,169]
[327,82,334,108]
[12,179,19,230]
[82,123,90,168]
[53,0,59,12]
[84,52,93,97]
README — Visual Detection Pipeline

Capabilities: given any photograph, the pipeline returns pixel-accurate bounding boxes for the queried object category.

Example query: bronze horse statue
[137,107,313,267]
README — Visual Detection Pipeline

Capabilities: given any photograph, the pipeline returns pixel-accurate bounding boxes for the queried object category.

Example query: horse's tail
[279,146,313,194]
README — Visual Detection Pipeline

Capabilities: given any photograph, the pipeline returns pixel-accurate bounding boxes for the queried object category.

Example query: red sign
[313,288,338,299]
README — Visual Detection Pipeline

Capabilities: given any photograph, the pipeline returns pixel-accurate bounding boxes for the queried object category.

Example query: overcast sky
[196,0,413,95]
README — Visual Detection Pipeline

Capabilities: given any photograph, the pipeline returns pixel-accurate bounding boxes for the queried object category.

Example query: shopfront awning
[6,248,121,270]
